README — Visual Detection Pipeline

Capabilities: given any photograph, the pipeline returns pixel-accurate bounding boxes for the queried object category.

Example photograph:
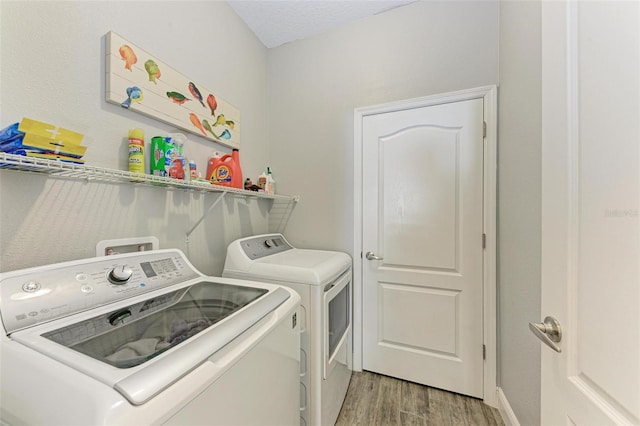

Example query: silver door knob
[529,316,562,353]
[365,251,383,261]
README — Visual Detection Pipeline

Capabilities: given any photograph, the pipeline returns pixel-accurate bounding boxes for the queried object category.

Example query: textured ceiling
[227,0,417,48]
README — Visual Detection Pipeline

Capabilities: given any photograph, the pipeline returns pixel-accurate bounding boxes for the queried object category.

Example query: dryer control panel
[0,249,200,334]
[239,234,293,260]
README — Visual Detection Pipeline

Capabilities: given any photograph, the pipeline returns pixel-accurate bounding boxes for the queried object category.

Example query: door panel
[540,2,639,424]
[379,283,458,354]
[381,126,459,270]
[362,99,484,398]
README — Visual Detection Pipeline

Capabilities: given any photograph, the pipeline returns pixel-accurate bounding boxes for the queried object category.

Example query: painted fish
[206,94,218,116]
[213,114,226,127]
[189,113,207,136]
[145,60,161,83]
[188,82,205,108]
[121,86,143,108]
[202,119,215,137]
[225,120,235,130]
[166,91,191,105]
[119,45,137,71]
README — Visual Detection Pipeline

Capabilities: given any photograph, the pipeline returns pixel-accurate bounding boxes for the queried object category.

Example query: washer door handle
[365,252,383,261]
[108,309,132,326]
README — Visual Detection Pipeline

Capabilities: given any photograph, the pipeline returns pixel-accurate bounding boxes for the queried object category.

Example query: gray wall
[498,1,542,424]
[267,0,500,253]
[1,2,542,423]
[0,1,272,275]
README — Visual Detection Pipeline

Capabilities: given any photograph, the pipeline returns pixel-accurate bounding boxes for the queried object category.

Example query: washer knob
[264,239,273,248]
[22,281,41,292]
[108,266,133,285]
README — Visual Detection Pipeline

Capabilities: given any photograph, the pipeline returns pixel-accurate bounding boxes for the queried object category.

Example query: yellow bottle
[128,128,145,174]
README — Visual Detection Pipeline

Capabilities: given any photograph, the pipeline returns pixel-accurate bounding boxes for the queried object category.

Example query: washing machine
[223,233,352,426]
[0,249,300,425]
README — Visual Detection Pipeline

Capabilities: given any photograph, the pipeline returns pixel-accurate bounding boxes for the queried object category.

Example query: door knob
[529,316,562,353]
[365,251,383,261]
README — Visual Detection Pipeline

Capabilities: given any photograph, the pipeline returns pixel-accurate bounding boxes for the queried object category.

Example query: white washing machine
[223,233,352,426]
[0,249,300,425]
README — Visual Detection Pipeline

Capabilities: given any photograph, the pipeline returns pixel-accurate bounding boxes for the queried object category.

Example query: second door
[362,97,485,398]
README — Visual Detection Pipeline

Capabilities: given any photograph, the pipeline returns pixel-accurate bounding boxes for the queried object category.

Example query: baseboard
[496,387,521,426]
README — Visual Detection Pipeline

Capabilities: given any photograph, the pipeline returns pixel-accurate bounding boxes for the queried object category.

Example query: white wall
[0,1,271,275]
[267,0,499,253]
[498,1,542,425]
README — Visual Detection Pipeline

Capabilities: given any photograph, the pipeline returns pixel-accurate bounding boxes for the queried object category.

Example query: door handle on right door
[365,252,383,261]
[529,316,562,353]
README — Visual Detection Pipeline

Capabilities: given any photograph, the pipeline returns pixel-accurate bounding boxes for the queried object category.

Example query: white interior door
[361,98,485,398]
[539,2,639,424]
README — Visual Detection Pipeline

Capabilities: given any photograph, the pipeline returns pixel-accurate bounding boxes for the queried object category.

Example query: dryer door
[323,269,351,379]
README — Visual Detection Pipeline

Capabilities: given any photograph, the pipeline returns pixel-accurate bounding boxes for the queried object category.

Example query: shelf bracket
[185,191,227,242]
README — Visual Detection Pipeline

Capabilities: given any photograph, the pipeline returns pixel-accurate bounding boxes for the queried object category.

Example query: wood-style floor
[335,371,504,426]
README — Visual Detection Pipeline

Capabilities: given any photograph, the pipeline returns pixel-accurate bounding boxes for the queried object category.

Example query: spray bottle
[168,133,188,180]
[128,128,145,175]
[266,166,275,195]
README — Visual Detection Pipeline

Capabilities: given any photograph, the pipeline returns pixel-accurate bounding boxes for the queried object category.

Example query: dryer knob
[108,265,133,284]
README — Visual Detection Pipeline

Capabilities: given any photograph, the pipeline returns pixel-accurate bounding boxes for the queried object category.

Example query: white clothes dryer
[0,249,300,425]
[223,233,352,426]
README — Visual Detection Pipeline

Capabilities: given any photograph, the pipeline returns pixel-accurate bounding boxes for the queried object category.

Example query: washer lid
[229,249,352,286]
[10,279,294,406]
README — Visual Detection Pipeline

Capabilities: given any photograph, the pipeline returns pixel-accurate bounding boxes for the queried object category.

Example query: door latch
[365,252,383,261]
[529,316,562,353]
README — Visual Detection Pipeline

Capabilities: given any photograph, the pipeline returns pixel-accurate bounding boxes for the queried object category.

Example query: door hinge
[483,344,486,360]
[482,233,487,249]
[483,121,487,138]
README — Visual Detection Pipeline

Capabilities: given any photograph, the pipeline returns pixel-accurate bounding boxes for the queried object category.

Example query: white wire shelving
[0,152,298,202]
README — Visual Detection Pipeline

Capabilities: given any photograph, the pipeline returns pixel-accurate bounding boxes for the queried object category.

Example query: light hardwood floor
[336,371,504,426]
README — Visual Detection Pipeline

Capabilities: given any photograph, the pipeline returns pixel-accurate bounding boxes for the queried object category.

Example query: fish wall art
[105,31,240,149]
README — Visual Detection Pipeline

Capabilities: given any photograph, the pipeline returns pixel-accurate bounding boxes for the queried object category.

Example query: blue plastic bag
[0,123,25,152]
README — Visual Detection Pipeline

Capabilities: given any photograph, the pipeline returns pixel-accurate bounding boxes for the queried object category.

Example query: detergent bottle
[206,151,222,181]
[207,149,243,189]
[230,149,243,189]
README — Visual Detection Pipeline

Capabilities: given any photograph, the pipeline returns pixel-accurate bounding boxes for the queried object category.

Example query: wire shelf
[0,152,298,202]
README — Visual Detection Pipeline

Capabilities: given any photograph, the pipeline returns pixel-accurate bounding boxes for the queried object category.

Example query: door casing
[352,85,497,406]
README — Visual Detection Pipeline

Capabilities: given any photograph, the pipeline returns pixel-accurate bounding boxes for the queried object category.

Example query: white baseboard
[496,387,521,426]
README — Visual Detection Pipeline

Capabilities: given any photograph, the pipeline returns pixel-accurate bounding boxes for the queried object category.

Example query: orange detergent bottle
[206,149,243,189]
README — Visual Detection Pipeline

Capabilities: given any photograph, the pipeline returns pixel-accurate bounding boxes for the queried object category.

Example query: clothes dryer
[223,233,352,426]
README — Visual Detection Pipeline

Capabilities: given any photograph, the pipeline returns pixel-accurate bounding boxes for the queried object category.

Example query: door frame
[352,85,498,406]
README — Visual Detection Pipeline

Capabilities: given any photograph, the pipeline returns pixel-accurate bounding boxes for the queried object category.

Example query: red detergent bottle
[207,149,243,189]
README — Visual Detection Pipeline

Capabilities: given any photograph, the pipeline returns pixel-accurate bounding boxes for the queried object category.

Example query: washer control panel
[0,249,200,334]
[240,234,293,260]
